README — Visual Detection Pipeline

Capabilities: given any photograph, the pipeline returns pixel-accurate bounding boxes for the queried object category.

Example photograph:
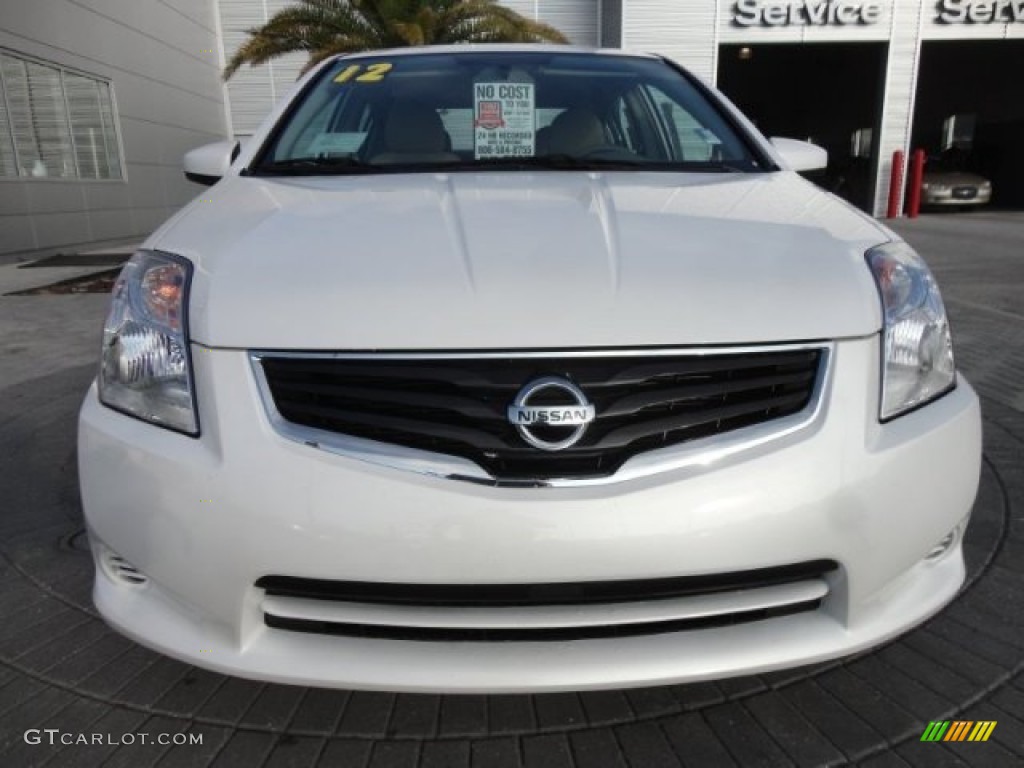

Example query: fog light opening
[102,551,149,587]
[925,517,969,562]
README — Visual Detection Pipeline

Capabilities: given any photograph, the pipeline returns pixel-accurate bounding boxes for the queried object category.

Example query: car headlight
[866,242,955,420]
[98,250,198,435]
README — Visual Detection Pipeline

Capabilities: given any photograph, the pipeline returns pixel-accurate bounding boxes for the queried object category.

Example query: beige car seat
[372,103,459,165]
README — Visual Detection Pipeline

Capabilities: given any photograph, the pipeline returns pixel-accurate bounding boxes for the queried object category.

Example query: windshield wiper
[255,156,379,176]
[678,160,749,173]
[253,155,755,176]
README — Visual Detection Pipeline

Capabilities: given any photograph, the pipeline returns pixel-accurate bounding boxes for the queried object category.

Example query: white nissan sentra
[79,46,982,693]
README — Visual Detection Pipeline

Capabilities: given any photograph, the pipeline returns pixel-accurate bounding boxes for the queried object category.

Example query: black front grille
[256,560,837,607]
[258,348,822,481]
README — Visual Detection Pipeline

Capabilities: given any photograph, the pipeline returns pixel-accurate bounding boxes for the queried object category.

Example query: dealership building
[1,0,1022,256]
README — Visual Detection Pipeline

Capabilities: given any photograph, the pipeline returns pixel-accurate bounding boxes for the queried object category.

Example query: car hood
[154,171,888,349]
[923,171,988,186]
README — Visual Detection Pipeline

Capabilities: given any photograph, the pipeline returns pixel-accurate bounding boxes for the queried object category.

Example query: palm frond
[435,3,568,45]
[223,0,569,81]
[224,0,380,78]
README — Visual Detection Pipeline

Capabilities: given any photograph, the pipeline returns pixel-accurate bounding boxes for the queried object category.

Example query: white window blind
[0,71,17,176]
[0,51,123,180]
[65,72,121,179]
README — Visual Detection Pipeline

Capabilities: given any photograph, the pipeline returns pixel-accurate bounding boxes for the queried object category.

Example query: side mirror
[770,137,828,173]
[184,140,240,186]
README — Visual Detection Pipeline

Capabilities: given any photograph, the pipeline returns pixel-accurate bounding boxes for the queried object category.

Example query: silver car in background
[922,152,992,207]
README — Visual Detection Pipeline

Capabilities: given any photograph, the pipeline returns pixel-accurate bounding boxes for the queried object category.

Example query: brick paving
[0,212,1022,766]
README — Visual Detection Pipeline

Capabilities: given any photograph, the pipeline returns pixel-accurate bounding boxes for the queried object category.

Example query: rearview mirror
[770,137,828,173]
[184,140,240,186]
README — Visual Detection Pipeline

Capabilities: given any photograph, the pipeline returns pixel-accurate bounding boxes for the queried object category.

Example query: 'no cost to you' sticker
[474,82,535,159]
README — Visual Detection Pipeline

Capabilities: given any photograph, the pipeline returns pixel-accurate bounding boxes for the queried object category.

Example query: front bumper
[79,337,982,692]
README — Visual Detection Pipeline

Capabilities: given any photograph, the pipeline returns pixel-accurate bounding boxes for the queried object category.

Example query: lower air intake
[257,560,838,642]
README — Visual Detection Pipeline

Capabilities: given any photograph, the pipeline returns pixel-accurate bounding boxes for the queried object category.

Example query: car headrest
[384,103,448,154]
[546,108,605,155]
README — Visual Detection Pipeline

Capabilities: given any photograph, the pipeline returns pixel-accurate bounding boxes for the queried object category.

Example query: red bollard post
[906,149,925,219]
[887,150,905,219]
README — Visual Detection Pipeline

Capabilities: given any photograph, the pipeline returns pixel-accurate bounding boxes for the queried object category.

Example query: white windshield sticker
[305,132,367,156]
[694,128,722,145]
[473,83,535,159]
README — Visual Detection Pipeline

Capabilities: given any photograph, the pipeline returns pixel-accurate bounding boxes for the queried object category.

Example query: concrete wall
[503,0,599,47]
[0,0,228,257]
[620,0,722,82]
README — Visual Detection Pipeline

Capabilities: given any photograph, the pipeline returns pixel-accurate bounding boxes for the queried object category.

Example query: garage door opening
[913,40,1024,210]
[717,42,887,213]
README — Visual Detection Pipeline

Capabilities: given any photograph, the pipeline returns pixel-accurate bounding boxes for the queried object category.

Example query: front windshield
[252,51,767,175]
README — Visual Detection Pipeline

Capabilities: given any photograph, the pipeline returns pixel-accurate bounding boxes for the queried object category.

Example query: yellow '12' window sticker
[334,63,393,84]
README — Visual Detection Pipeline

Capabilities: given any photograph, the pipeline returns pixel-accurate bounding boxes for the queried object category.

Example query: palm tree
[223,0,569,80]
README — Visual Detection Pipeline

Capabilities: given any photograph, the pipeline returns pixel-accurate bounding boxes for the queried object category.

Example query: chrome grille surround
[250,343,833,487]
